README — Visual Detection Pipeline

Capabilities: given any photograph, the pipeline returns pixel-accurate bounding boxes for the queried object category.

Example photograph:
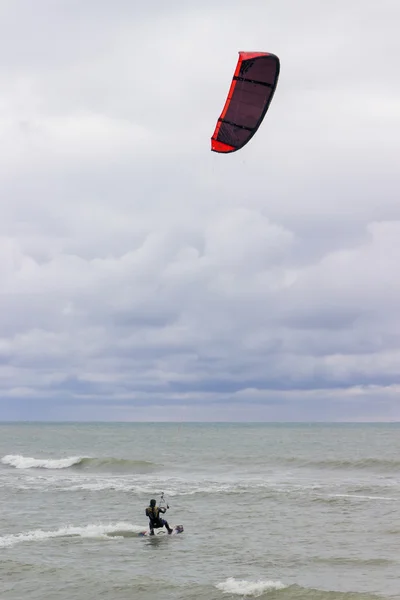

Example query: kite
[211,51,280,154]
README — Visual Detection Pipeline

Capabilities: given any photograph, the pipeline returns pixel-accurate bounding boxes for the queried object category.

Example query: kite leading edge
[211,51,280,154]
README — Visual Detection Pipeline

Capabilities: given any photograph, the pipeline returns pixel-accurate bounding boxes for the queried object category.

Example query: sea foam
[0,522,144,548]
[1,454,83,469]
[216,577,287,596]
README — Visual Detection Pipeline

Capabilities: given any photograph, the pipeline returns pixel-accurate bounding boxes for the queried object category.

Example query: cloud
[0,0,399,420]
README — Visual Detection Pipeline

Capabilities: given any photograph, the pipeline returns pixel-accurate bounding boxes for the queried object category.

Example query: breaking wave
[215,578,383,600]
[0,522,145,549]
[1,454,158,473]
[216,578,287,596]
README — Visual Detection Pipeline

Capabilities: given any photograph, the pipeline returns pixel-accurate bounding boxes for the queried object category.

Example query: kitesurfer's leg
[163,518,173,534]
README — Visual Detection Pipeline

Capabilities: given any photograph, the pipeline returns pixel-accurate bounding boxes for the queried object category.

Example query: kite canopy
[211,51,280,154]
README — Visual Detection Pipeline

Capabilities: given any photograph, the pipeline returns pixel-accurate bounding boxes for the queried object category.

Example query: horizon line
[1,420,399,425]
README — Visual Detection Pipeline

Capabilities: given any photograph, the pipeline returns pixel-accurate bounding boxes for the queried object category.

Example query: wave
[215,578,383,600]
[1,454,158,473]
[0,479,282,497]
[4,474,398,504]
[1,455,83,470]
[283,456,400,471]
[75,457,158,473]
[216,578,287,597]
[13,479,303,496]
[0,522,145,548]
[311,556,395,567]
[312,493,396,504]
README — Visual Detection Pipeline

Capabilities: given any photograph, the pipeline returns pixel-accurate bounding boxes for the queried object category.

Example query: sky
[0,0,399,422]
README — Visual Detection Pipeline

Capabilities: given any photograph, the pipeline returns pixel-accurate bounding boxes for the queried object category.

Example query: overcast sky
[0,0,399,422]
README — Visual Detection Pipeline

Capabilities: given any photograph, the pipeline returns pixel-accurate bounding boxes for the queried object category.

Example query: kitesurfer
[145,498,173,535]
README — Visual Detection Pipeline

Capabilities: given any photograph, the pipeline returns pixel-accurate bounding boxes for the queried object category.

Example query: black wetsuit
[145,505,172,535]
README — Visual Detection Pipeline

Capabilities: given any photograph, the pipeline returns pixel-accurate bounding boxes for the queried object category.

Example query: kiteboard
[138,525,184,537]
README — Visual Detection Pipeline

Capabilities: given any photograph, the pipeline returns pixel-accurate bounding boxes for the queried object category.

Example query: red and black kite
[211,51,280,154]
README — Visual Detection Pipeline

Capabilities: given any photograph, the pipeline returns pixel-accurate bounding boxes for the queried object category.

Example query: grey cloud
[0,0,399,420]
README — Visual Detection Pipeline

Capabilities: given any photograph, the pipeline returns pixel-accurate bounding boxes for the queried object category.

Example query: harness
[146,506,161,524]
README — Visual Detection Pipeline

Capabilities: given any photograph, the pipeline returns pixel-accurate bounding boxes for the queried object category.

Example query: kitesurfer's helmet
[150,499,156,507]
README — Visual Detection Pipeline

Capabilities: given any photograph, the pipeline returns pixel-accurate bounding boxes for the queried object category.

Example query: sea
[0,422,399,600]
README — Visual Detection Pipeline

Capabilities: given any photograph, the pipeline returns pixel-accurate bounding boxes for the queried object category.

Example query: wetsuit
[145,505,172,535]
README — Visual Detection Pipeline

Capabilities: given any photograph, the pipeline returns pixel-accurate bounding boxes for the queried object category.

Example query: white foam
[216,578,287,596]
[0,522,143,548]
[333,494,394,501]
[1,454,83,470]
